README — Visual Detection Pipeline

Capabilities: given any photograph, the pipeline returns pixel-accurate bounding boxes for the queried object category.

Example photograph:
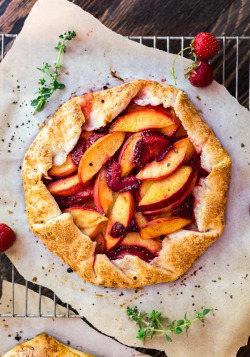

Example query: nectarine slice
[63,206,108,238]
[110,191,134,227]
[137,138,192,181]
[140,216,192,239]
[173,124,188,139]
[143,170,197,216]
[48,154,77,177]
[47,174,84,197]
[134,212,149,229]
[105,191,135,250]
[160,124,180,137]
[78,132,125,184]
[118,133,143,177]
[120,232,162,255]
[110,109,175,132]
[138,166,194,212]
[93,167,115,215]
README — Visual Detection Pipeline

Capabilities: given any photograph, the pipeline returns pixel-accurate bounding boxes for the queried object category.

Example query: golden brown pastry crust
[22,80,231,288]
[2,333,94,357]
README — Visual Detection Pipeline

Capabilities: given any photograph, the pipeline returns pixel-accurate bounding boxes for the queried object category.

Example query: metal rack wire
[0,35,249,318]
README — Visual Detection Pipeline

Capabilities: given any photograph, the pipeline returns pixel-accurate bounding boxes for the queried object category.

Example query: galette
[22,80,231,288]
[2,333,94,357]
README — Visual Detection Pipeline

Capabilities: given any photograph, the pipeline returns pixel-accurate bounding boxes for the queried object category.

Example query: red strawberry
[185,60,213,88]
[170,32,218,86]
[0,224,16,253]
[191,32,220,60]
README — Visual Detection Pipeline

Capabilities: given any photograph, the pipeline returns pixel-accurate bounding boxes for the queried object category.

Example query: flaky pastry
[2,333,94,357]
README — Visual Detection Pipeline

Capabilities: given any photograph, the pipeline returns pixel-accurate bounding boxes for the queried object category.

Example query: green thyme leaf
[31,31,76,115]
[127,306,212,344]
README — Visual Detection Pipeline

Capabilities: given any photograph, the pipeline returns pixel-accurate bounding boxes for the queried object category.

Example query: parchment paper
[0,281,149,357]
[0,0,249,356]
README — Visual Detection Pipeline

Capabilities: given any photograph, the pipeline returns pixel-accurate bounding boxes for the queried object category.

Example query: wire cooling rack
[0,35,249,318]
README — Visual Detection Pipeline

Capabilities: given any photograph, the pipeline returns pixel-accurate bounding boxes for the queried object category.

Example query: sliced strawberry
[142,130,172,161]
[187,154,209,179]
[54,185,93,209]
[172,194,194,218]
[110,222,127,238]
[132,138,145,166]
[106,161,140,192]
[106,245,156,263]
[127,218,139,232]
[87,132,105,147]
[71,138,87,165]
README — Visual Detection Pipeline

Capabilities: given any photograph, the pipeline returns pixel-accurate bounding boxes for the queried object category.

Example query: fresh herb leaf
[127,306,212,344]
[31,30,76,115]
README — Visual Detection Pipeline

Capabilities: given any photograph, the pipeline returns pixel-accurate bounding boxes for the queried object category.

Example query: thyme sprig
[127,306,212,344]
[31,30,76,114]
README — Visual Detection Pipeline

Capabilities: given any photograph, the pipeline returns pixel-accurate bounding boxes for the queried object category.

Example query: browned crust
[2,333,94,357]
[22,80,231,288]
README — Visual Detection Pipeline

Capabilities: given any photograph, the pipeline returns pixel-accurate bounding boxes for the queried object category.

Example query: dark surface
[0,0,249,108]
[0,1,249,356]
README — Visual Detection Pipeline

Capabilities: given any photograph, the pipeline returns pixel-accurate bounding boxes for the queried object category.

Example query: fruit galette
[2,333,94,356]
[22,80,231,288]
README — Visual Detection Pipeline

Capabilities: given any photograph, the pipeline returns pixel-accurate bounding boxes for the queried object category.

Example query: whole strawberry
[0,223,16,253]
[170,32,219,86]
[191,32,220,60]
[185,60,213,87]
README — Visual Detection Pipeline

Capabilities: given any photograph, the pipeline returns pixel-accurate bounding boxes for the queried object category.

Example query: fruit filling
[45,102,209,263]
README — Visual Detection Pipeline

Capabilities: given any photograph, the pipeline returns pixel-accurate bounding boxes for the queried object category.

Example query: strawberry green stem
[170,46,191,85]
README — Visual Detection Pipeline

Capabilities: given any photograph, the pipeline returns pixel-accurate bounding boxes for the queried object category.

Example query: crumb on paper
[110,70,124,82]
[32,277,37,282]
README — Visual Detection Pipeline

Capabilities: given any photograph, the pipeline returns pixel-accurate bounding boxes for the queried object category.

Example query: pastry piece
[2,333,94,357]
[22,80,231,288]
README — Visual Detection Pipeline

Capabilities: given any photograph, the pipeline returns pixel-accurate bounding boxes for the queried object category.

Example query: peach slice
[137,138,193,181]
[48,154,77,177]
[110,109,175,132]
[140,216,192,239]
[173,124,188,139]
[138,166,194,212]
[138,180,155,200]
[93,167,115,215]
[143,170,197,216]
[134,212,149,229]
[47,174,84,197]
[105,191,134,250]
[160,124,180,137]
[63,206,108,238]
[183,139,196,163]
[78,132,125,184]
[118,133,143,177]
[120,232,162,255]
